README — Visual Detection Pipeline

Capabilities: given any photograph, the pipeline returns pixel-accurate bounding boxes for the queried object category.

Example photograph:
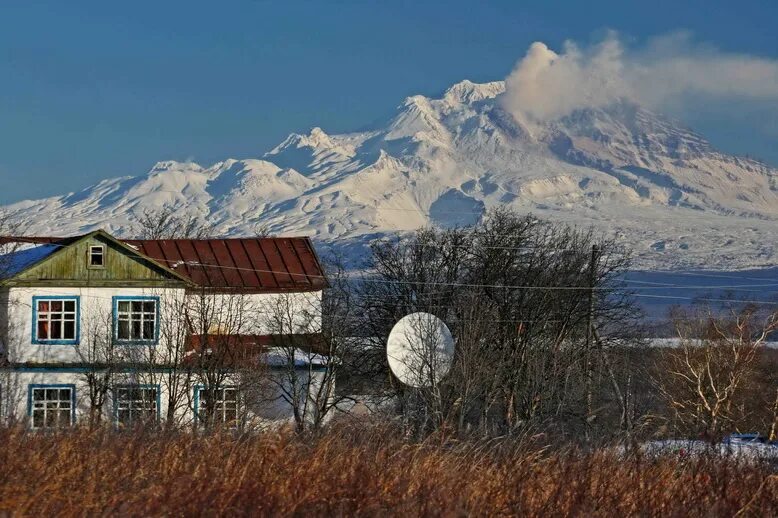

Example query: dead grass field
[0,425,776,517]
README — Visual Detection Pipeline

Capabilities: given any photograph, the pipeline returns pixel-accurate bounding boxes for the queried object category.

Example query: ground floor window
[197,387,239,427]
[29,385,75,429]
[114,386,158,427]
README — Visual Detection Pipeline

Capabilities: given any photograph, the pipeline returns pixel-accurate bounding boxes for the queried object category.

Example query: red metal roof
[126,237,328,292]
[1,234,328,292]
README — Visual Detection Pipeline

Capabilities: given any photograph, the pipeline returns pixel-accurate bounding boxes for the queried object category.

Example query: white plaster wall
[0,370,174,426]
[198,291,323,335]
[0,285,328,429]
[1,286,188,364]
[0,288,323,364]
[0,369,329,430]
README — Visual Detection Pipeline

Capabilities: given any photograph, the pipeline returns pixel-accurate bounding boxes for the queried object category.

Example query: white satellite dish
[387,312,455,388]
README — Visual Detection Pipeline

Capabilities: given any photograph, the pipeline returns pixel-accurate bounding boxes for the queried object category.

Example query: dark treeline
[338,208,778,443]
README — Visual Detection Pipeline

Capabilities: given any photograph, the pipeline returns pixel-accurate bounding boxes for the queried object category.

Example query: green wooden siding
[5,233,188,288]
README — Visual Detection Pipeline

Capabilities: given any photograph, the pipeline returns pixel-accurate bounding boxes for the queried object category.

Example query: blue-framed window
[28,384,76,429]
[194,385,240,428]
[31,296,80,345]
[113,384,160,428]
[112,296,160,345]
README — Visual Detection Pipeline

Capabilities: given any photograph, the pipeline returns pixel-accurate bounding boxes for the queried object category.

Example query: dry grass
[0,425,776,517]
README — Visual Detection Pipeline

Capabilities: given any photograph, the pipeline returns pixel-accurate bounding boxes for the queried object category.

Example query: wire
[666,271,776,283]
[3,237,778,305]
[633,293,778,305]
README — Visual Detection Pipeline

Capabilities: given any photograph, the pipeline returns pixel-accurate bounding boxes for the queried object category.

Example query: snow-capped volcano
[3,79,778,270]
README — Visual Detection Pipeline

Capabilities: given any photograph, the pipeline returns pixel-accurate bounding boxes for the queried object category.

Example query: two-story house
[0,229,328,429]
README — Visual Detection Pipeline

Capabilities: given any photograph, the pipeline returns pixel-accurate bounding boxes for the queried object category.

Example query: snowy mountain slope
[3,79,778,270]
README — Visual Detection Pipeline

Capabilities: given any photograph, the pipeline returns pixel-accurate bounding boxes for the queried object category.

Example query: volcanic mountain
[4,79,778,270]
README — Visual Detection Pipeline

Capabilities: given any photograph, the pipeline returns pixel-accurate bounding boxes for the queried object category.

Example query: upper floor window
[32,296,79,345]
[88,245,105,268]
[113,296,159,344]
[29,385,75,429]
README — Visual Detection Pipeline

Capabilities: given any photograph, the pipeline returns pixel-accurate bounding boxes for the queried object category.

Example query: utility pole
[584,244,600,440]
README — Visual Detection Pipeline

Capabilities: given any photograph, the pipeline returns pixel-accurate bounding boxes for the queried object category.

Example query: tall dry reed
[0,424,775,517]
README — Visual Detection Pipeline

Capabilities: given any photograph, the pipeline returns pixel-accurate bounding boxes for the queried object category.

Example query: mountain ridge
[3,79,777,270]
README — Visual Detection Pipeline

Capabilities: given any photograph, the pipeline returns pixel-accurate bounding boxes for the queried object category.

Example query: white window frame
[113,297,159,344]
[29,385,74,429]
[197,387,239,428]
[88,245,105,268]
[114,386,158,427]
[32,296,79,344]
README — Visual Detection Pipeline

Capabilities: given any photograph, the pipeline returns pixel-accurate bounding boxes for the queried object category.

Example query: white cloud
[501,32,778,122]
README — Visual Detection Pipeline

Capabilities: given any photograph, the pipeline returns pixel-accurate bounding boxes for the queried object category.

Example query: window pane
[64,321,75,340]
[143,321,154,340]
[50,321,62,339]
[35,299,78,342]
[31,387,73,429]
[37,321,49,340]
[114,300,157,342]
[90,247,104,266]
[118,320,130,340]
[116,387,157,426]
[147,395,157,412]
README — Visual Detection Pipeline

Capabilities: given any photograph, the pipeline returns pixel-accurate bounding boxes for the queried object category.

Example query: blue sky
[1,0,777,203]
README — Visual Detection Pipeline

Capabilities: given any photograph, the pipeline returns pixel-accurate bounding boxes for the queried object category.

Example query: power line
[3,237,778,305]
[633,293,778,305]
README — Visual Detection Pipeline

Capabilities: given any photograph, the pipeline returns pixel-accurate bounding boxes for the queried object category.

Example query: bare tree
[658,305,778,441]
[251,222,275,238]
[133,207,214,240]
[263,293,332,432]
[72,307,119,428]
[186,286,254,430]
[356,208,643,439]
[124,290,193,430]
[261,256,357,433]
[0,212,22,374]
[0,309,26,425]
